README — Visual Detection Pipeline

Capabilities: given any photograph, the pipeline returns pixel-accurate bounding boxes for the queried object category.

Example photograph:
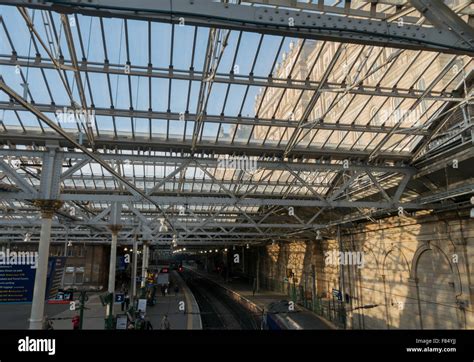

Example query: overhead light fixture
[124,247,128,251]
[215,249,218,252]
[316,230,322,240]
[246,244,250,249]
[224,248,228,252]
[24,233,31,242]
[67,240,72,247]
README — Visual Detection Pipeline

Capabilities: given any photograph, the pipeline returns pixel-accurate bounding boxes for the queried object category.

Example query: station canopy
[0,0,472,247]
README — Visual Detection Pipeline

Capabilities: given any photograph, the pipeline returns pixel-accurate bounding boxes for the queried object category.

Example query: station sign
[115,293,124,303]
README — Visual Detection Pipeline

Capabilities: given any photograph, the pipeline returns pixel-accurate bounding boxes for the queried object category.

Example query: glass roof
[0,0,472,245]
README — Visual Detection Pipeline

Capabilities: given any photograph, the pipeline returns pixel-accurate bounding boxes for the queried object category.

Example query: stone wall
[259,212,474,329]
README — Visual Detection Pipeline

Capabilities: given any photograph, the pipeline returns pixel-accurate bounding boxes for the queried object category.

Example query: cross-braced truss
[0,0,472,247]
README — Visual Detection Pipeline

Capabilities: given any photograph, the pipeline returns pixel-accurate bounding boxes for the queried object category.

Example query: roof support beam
[409,0,474,51]
[0,191,430,209]
[0,57,464,102]
[0,149,416,174]
[0,129,413,161]
[0,159,38,196]
[3,0,473,55]
[0,102,430,136]
[0,78,176,230]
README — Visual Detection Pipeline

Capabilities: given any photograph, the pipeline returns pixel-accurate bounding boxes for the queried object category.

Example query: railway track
[183,272,259,330]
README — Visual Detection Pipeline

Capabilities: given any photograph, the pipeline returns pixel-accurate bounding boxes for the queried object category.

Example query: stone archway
[414,246,462,329]
[358,246,385,329]
[382,247,412,329]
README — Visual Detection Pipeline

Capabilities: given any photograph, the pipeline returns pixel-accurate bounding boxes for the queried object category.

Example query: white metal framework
[0,0,472,247]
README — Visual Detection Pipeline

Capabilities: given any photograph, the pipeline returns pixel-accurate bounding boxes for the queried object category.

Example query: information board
[0,264,36,303]
[0,254,66,303]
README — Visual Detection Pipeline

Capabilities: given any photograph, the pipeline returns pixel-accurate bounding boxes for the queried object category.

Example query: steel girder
[0,101,432,136]
[244,0,416,21]
[2,0,473,55]
[0,192,428,209]
[0,130,413,160]
[0,219,326,229]
[0,57,465,103]
[0,149,416,174]
[409,0,474,50]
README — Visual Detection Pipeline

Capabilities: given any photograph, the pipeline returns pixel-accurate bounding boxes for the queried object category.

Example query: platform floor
[0,271,201,330]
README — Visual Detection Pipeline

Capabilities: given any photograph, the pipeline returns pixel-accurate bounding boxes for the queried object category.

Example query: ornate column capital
[33,199,63,218]
[108,225,123,234]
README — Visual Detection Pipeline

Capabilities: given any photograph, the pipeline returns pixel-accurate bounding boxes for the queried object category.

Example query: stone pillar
[29,200,63,330]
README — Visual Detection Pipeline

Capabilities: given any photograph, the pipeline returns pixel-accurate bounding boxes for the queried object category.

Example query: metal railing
[259,276,346,328]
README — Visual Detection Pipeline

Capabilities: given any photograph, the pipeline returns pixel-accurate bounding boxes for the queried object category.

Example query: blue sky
[0,6,297,139]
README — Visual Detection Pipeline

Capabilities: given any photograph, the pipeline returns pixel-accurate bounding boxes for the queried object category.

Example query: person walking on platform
[124,292,130,311]
[161,314,171,330]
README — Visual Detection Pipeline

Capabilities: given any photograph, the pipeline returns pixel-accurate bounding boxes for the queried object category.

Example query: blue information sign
[115,293,125,303]
[0,255,67,303]
[0,264,36,303]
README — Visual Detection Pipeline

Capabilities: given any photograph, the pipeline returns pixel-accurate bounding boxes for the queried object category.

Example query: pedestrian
[72,315,80,330]
[146,319,153,330]
[161,314,171,330]
[164,286,168,296]
[135,313,145,330]
[124,292,130,310]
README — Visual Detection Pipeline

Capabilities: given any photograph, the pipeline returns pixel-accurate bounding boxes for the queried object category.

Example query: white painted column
[131,238,138,302]
[29,212,54,329]
[106,228,119,317]
[141,242,148,288]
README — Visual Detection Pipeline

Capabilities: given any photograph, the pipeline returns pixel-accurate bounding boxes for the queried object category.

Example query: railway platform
[184,265,336,330]
[0,270,202,330]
